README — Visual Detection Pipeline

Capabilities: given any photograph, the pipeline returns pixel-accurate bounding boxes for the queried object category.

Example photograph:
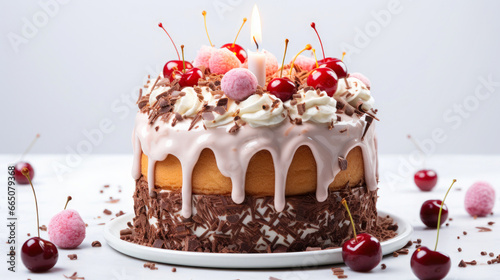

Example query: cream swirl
[238,93,287,127]
[335,77,374,111]
[203,97,238,128]
[285,89,337,124]
[173,87,204,118]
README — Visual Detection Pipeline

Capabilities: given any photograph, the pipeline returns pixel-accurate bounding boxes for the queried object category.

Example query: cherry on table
[420,200,448,228]
[20,168,58,272]
[22,237,58,272]
[411,180,456,280]
[414,169,438,191]
[14,162,34,185]
[342,233,382,272]
[341,198,382,272]
[306,67,338,97]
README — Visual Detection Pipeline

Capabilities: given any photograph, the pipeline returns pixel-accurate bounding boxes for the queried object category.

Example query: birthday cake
[121,15,397,253]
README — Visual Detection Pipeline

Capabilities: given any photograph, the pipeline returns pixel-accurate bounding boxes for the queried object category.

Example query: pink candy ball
[48,209,86,249]
[293,55,316,72]
[209,48,241,75]
[464,182,495,217]
[221,68,258,101]
[264,50,279,77]
[349,72,371,88]
[193,45,215,68]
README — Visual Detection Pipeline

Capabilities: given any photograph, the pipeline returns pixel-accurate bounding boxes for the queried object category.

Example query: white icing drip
[132,110,378,218]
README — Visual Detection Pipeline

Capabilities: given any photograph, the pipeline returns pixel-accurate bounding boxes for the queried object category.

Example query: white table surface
[1,154,499,280]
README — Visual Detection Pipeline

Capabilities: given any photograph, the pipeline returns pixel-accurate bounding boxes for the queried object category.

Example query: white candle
[248,50,266,87]
[248,4,266,87]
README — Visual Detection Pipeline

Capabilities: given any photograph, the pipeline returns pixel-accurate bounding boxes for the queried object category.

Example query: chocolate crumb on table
[171,267,177,272]
[269,277,281,280]
[465,260,477,265]
[393,251,399,257]
[481,251,487,256]
[488,221,495,226]
[103,209,112,215]
[463,231,467,235]
[144,262,158,270]
[476,227,492,232]
[381,263,386,270]
[64,272,84,279]
[39,225,47,231]
[457,236,460,239]
[458,248,462,252]
[459,260,467,267]
[490,252,495,257]
[403,240,413,248]
[396,248,409,255]
[68,254,77,260]
[91,241,102,247]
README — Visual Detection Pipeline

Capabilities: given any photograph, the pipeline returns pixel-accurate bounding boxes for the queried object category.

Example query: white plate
[104,210,413,269]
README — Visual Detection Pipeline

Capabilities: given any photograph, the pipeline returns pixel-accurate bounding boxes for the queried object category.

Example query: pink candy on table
[209,48,241,75]
[221,68,258,101]
[193,45,216,69]
[48,209,86,249]
[464,182,496,217]
[349,72,371,89]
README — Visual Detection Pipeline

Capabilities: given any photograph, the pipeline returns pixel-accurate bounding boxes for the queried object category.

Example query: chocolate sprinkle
[91,241,102,247]
[338,157,348,171]
[476,227,492,232]
[68,254,77,260]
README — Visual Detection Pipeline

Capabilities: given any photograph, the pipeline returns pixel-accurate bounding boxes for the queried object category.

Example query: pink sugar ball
[264,50,279,77]
[293,55,316,71]
[193,45,215,68]
[209,48,241,74]
[221,68,258,101]
[349,72,371,88]
[48,209,86,249]
[464,182,495,217]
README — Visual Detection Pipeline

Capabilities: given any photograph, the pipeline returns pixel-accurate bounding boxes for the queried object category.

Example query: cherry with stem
[310,22,348,79]
[267,39,296,101]
[158,22,193,79]
[221,18,248,63]
[21,168,58,272]
[411,179,456,280]
[177,45,204,88]
[341,198,382,272]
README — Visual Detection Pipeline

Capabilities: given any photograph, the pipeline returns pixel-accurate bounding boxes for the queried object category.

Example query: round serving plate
[104,210,412,269]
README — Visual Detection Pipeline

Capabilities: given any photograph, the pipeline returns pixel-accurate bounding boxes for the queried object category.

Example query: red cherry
[342,233,382,272]
[420,200,448,228]
[318,57,348,79]
[267,77,297,101]
[221,43,247,64]
[411,246,451,280]
[21,237,58,272]
[14,162,34,185]
[163,60,193,81]
[178,67,204,88]
[414,169,438,191]
[306,67,338,97]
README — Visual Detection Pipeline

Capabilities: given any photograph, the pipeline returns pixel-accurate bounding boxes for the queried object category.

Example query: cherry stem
[158,22,180,60]
[202,11,214,47]
[289,44,312,78]
[22,168,40,238]
[253,36,259,51]
[435,179,457,251]
[20,134,40,162]
[341,198,358,241]
[407,134,426,168]
[280,39,289,78]
[341,52,346,61]
[64,196,72,210]
[310,22,325,60]
[181,45,186,74]
[232,18,247,47]
[312,49,319,68]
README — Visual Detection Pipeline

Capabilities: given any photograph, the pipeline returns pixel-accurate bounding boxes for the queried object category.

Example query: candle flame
[250,4,262,49]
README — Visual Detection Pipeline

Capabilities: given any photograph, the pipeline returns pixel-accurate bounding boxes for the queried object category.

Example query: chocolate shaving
[297,103,306,116]
[201,112,215,121]
[459,260,467,267]
[361,115,374,140]
[39,225,47,231]
[144,262,158,270]
[476,227,492,232]
[91,241,102,247]
[338,157,348,171]
[64,272,84,280]
[68,254,77,260]
[103,209,112,215]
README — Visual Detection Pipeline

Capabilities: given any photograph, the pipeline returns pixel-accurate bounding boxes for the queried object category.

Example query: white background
[1,0,500,155]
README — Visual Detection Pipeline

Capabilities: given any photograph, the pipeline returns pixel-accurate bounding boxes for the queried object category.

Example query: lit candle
[247,4,266,87]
